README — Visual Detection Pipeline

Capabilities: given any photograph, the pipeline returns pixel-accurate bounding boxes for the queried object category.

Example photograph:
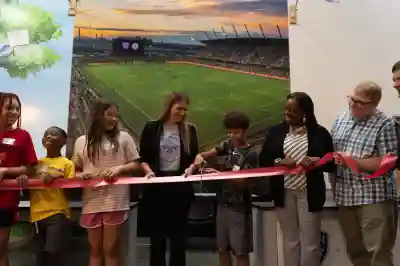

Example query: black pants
[138,181,193,266]
[150,233,187,266]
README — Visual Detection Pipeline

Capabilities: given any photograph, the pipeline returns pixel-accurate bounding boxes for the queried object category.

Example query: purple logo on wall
[121,42,130,50]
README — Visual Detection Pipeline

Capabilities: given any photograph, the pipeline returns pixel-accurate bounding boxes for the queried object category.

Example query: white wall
[289,0,400,129]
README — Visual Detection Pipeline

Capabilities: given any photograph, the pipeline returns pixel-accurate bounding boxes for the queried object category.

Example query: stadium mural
[0,0,74,157]
[70,0,290,155]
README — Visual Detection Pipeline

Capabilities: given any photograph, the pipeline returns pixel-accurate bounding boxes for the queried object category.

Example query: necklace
[289,125,306,135]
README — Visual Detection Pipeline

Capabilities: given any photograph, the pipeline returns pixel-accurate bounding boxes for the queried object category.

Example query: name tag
[2,138,15,145]
[232,165,241,171]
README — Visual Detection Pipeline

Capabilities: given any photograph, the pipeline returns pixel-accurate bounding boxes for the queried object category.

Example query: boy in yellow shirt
[19,126,74,266]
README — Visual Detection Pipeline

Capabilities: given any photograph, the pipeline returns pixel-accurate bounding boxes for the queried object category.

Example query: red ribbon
[0,153,397,190]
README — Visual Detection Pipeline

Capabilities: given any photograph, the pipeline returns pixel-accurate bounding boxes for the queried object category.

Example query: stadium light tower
[221,27,228,39]
[212,29,218,39]
[244,24,251,38]
[276,25,283,39]
[259,24,266,39]
[232,24,239,38]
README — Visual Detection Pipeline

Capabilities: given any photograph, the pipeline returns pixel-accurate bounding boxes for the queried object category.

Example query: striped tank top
[73,131,139,214]
[283,132,308,190]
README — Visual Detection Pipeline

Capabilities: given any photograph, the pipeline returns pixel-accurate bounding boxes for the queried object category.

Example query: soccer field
[84,62,290,147]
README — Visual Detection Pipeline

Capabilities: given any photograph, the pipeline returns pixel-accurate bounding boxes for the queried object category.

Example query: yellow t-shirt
[30,157,75,222]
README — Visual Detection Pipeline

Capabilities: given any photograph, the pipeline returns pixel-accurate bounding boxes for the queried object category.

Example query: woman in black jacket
[138,92,199,266]
[259,92,334,266]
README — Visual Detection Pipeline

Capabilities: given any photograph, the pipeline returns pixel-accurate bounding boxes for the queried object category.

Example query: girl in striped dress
[73,100,141,266]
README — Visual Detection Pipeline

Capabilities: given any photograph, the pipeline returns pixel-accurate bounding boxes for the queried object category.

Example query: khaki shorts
[216,205,253,255]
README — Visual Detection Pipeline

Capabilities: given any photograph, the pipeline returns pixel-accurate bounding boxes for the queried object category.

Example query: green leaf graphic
[0,4,63,44]
[0,3,64,78]
[1,44,61,79]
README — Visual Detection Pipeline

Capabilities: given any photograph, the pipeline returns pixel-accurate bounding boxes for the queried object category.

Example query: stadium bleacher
[193,38,289,73]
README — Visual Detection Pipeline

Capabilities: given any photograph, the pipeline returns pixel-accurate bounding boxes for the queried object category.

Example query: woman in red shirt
[0,93,37,266]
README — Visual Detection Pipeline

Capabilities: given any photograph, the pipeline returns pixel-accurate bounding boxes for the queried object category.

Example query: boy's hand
[38,172,63,185]
[16,174,28,187]
[193,154,206,167]
[43,173,61,184]
[184,154,206,178]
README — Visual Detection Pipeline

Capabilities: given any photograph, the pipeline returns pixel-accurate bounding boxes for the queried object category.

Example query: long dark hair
[0,93,21,132]
[86,99,119,163]
[287,92,318,130]
[159,92,191,153]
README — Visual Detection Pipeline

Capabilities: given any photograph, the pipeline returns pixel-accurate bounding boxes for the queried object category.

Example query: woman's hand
[300,156,320,168]
[278,158,297,168]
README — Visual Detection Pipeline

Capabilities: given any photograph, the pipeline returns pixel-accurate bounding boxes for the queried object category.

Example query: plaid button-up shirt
[331,111,397,206]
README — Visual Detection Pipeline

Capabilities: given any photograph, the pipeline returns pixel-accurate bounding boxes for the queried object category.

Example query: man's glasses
[347,96,373,106]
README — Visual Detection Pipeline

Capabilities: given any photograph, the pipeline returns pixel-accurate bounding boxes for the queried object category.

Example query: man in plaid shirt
[391,61,400,170]
[331,81,397,266]
[391,61,400,231]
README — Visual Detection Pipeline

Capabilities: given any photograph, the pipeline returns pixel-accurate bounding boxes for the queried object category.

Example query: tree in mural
[0,3,63,79]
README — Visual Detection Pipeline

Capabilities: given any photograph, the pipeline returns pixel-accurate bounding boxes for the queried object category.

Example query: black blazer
[138,120,199,237]
[139,119,199,178]
[259,122,334,212]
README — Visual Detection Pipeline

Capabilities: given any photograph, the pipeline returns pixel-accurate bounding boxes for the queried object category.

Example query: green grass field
[84,62,289,148]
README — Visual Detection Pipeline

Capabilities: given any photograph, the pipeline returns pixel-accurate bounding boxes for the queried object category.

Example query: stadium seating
[194,40,289,71]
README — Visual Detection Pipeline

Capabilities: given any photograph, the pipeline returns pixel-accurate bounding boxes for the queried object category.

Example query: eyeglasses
[347,96,374,106]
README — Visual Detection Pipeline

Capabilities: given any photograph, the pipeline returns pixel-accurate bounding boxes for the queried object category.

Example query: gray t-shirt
[215,139,258,212]
[159,125,181,172]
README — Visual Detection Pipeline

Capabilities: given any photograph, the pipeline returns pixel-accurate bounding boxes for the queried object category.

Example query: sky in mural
[74,0,288,42]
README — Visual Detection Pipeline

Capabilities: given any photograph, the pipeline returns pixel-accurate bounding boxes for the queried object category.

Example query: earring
[302,116,306,125]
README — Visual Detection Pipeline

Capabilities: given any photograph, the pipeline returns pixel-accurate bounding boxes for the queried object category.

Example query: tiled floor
[9,236,220,266]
